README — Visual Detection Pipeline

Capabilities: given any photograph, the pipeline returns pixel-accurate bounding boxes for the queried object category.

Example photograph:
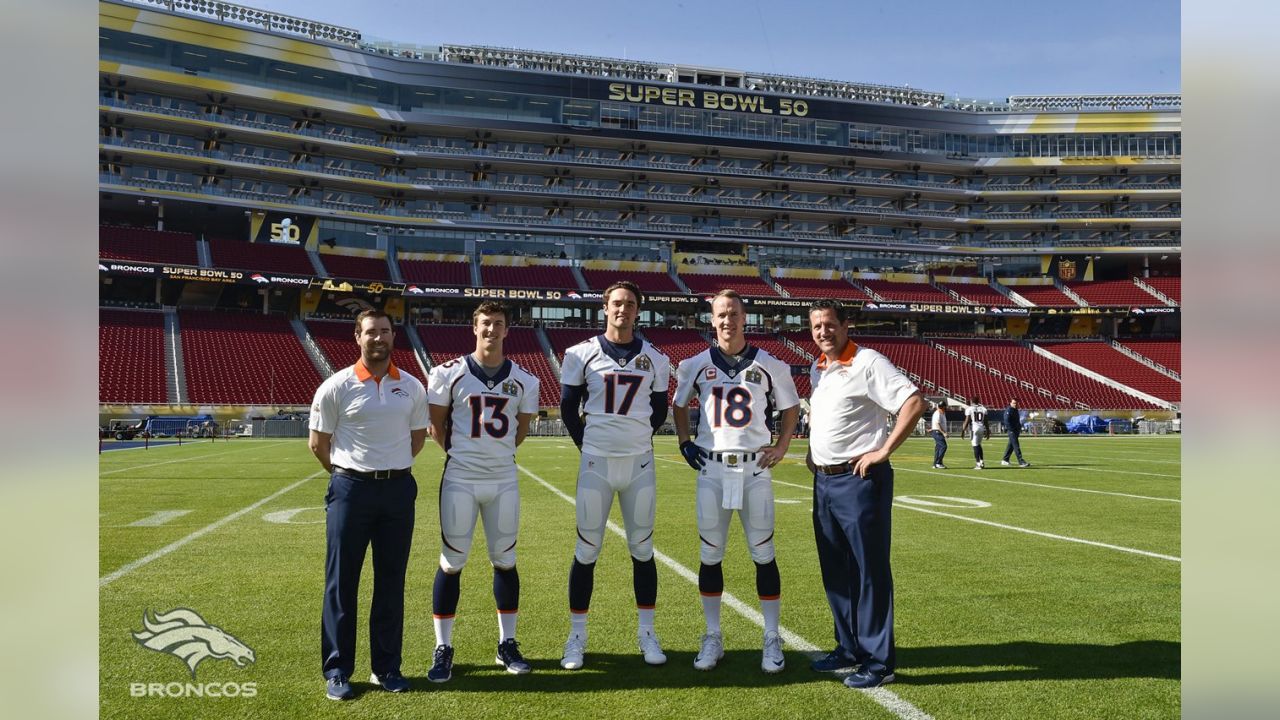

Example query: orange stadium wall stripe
[849,271,929,283]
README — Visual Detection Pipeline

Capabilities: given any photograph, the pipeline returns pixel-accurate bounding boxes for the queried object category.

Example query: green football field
[99,434,1180,719]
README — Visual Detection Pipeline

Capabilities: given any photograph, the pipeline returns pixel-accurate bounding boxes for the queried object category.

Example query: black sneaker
[428,644,454,683]
[810,649,857,673]
[325,675,353,701]
[495,638,532,674]
[844,668,895,688]
[370,670,409,692]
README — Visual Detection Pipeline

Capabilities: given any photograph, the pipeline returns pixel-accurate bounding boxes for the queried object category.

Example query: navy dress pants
[931,431,947,465]
[321,471,417,679]
[812,462,895,675]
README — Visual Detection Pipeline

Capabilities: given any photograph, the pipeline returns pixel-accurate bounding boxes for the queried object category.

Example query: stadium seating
[1005,284,1082,307]
[939,282,1018,307]
[770,276,870,301]
[1036,341,1180,402]
[1116,339,1181,373]
[640,328,711,364]
[745,333,810,366]
[481,263,580,290]
[99,225,198,265]
[416,325,559,406]
[317,253,391,281]
[207,237,315,275]
[399,259,471,286]
[178,310,321,404]
[935,338,1161,408]
[860,280,954,304]
[581,269,682,294]
[1065,280,1164,307]
[679,273,780,297]
[545,328,600,361]
[1143,276,1181,303]
[99,308,167,404]
[305,320,427,384]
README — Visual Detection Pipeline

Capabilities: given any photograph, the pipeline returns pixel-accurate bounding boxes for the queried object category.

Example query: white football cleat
[762,631,785,674]
[693,632,724,671]
[1001,460,1011,466]
[560,632,586,670]
[638,629,667,666]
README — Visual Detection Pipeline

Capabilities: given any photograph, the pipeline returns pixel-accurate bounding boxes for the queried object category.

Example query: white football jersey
[675,346,800,452]
[428,355,540,477]
[966,404,988,427]
[561,335,671,457]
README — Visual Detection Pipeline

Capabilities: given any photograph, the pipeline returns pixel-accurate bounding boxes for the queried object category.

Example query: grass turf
[100,434,1180,719]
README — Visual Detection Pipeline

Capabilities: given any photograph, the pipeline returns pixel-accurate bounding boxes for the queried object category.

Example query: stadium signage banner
[606,83,810,117]
[1129,306,1178,315]
[163,266,247,284]
[311,278,406,295]
[99,262,156,275]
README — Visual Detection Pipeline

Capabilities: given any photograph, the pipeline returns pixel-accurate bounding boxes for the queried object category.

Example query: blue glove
[680,441,707,470]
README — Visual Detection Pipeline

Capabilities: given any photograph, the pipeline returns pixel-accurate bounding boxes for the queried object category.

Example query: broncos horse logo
[132,608,256,678]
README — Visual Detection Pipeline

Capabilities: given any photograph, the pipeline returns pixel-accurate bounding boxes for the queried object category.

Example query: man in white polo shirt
[309,309,429,701]
[804,299,923,690]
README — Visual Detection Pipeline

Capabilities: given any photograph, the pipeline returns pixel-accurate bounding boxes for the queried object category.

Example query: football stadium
[98,1,1180,717]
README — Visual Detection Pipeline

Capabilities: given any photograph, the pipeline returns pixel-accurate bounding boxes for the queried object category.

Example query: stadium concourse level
[178,310,321,405]
[99,225,198,266]
[306,319,428,383]
[679,271,780,297]
[99,308,167,404]
[1037,341,1180,402]
[208,236,315,275]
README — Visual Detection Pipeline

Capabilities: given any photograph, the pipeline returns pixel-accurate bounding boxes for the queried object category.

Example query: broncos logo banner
[132,608,256,678]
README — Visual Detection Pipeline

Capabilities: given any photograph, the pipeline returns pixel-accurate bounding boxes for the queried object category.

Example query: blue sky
[251,0,1180,100]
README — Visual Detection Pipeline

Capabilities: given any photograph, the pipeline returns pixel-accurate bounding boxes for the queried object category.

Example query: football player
[425,301,539,682]
[558,281,671,670]
[673,289,799,673]
[960,396,988,469]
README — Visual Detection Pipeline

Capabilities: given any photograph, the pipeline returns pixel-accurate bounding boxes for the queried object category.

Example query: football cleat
[1001,460,1011,466]
[693,632,724,671]
[560,632,586,670]
[639,629,667,665]
[761,631,785,674]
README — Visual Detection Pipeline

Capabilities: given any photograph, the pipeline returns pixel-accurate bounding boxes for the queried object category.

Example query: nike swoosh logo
[641,462,650,469]
[753,471,766,477]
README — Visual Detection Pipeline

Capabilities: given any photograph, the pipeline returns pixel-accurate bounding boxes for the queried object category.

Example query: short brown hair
[354,308,391,333]
[472,300,509,324]
[711,288,744,307]
[808,299,848,323]
[603,280,643,307]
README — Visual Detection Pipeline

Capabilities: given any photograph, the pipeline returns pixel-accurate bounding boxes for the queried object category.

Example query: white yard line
[99,441,290,476]
[894,504,1180,562]
[898,467,1180,503]
[99,470,325,587]
[519,464,935,720]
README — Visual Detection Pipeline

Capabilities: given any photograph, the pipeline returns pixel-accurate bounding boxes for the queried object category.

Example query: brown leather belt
[814,463,853,475]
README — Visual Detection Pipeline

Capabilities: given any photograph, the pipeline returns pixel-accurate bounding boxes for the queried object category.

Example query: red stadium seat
[1064,280,1165,307]
[207,237,315,275]
[771,276,870,301]
[99,225,198,265]
[306,320,427,384]
[1036,341,1180,402]
[581,269,682,294]
[860,280,953,304]
[417,325,560,407]
[1116,339,1180,374]
[679,273,779,297]
[317,253,392,281]
[399,259,471,286]
[99,308,167,404]
[1143,277,1180,303]
[179,310,322,404]
[938,282,1018,307]
[481,263,581,291]
[1006,285,1081,307]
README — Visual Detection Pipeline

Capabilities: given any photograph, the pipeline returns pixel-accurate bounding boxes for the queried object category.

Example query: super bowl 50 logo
[129,608,258,698]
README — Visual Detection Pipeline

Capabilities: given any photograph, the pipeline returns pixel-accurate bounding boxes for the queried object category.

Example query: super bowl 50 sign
[251,212,317,246]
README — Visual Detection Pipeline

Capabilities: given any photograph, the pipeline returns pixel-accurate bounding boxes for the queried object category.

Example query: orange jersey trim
[816,341,858,370]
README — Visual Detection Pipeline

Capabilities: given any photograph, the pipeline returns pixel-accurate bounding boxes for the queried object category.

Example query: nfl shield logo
[1058,260,1077,281]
